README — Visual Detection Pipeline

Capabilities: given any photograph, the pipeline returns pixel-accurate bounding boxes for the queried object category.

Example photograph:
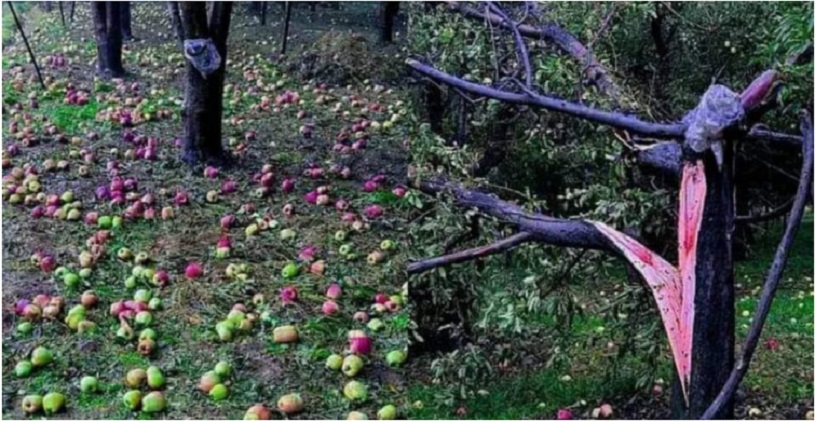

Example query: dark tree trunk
[672,145,736,419]
[93,2,124,78]
[260,1,268,25]
[121,1,133,40]
[59,2,65,27]
[423,82,444,135]
[70,2,76,23]
[168,2,185,49]
[179,1,232,166]
[379,2,400,43]
[280,2,292,55]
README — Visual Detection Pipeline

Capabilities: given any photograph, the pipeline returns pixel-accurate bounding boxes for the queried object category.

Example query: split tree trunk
[121,1,133,40]
[672,145,736,419]
[379,2,400,43]
[92,2,124,78]
[179,2,232,166]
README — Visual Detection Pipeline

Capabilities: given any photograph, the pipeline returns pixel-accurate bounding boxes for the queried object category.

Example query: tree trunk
[379,2,400,43]
[121,1,133,40]
[70,2,76,23]
[260,1,268,25]
[280,2,292,55]
[179,2,232,166]
[672,145,736,419]
[93,2,124,78]
[59,2,65,27]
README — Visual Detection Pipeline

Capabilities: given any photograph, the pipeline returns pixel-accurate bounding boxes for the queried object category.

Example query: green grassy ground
[408,216,814,419]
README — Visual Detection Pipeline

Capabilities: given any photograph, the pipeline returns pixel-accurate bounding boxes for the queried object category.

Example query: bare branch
[407,232,534,274]
[746,126,803,148]
[485,2,533,88]
[415,179,613,250]
[736,198,795,224]
[406,59,685,138]
[449,1,622,103]
[702,111,814,419]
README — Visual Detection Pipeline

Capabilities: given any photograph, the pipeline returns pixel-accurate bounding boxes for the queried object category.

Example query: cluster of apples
[123,366,167,413]
[14,346,53,378]
[45,53,68,67]
[63,291,100,333]
[14,293,65,331]
[21,392,66,415]
[78,229,112,270]
[198,361,233,401]
[215,303,258,342]
[118,248,171,288]
[64,83,90,105]
[110,289,162,356]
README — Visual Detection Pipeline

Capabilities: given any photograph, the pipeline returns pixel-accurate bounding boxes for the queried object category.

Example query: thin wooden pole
[8,2,46,89]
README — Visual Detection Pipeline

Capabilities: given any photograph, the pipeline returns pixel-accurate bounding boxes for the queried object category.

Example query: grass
[409,216,814,419]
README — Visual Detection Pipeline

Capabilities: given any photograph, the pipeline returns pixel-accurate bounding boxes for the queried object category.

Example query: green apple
[141,391,166,413]
[80,376,99,393]
[342,355,364,377]
[15,360,33,377]
[122,390,141,410]
[214,361,232,378]
[343,380,367,401]
[209,383,229,401]
[325,353,343,371]
[42,392,66,414]
[31,346,53,367]
[21,394,43,414]
[281,262,299,278]
[377,405,397,420]
[147,366,165,389]
[385,350,406,367]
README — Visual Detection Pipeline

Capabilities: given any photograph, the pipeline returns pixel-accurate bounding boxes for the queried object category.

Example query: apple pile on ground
[2,4,410,419]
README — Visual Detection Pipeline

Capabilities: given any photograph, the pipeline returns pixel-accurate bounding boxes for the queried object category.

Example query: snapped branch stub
[184,38,221,79]
[682,85,745,169]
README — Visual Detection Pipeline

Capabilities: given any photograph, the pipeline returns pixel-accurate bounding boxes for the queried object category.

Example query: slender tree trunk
[179,1,232,166]
[260,1,268,25]
[70,2,76,23]
[121,1,133,40]
[59,2,65,27]
[92,2,110,75]
[280,2,292,55]
[379,2,400,43]
[671,144,736,419]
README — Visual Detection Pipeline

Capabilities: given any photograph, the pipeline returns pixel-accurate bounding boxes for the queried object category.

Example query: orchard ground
[3,3,410,419]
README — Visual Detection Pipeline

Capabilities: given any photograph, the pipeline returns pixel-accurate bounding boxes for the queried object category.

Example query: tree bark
[121,1,133,40]
[379,2,400,43]
[260,1,268,25]
[93,2,124,78]
[179,1,232,166]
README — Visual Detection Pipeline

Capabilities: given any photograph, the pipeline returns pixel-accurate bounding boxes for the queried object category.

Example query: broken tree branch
[407,231,534,274]
[416,179,614,250]
[701,111,814,419]
[406,58,685,138]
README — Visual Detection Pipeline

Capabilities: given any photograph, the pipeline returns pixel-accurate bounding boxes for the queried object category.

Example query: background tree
[177,1,233,166]
[379,2,400,43]
[92,2,124,78]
